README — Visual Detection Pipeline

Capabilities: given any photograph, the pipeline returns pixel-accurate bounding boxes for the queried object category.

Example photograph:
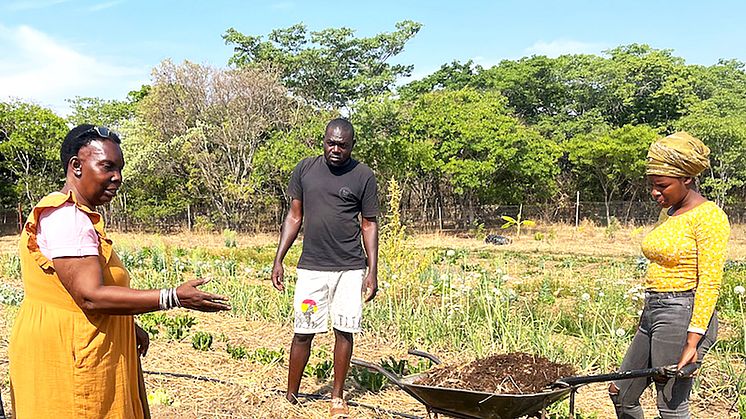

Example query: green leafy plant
[226,342,248,360]
[351,366,387,392]
[137,312,168,337]
[147,388,174,407]
[164,314,196,341]
[469,220,486,240]
[0,284,23,306]
[605,216,621,240]
[193,215,215,233]
[248,347,285,365]
[0,255,21,281]
[500,204,535,238]
[381,356,433,376]
[191,331,213,351]
[223,228,238,248]
[304,359,334,380]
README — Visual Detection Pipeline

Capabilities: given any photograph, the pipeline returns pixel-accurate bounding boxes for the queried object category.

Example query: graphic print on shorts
[300,299,318,328]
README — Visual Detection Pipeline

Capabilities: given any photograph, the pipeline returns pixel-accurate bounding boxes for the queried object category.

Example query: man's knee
[333,328,353,342]
[293,333,315,345]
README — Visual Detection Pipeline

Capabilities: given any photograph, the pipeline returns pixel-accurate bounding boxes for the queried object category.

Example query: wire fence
[3,200,746,235]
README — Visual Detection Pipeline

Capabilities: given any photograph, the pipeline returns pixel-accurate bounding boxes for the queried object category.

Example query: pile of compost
[415,352,576,394]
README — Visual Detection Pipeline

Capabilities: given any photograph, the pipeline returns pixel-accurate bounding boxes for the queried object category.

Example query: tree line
[1,21,745,230]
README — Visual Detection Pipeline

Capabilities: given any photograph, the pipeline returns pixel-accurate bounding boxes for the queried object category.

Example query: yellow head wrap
[646,132,710,177]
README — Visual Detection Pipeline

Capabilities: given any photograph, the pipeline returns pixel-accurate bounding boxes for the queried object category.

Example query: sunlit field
[1,221,744,418]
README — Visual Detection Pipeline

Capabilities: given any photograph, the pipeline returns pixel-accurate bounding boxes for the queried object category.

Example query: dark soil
[415,352,576,394]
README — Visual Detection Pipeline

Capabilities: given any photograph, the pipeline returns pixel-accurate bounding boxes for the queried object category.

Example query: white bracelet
[172,288,181,308]
[159,288,168,310]
[167,288,179,309]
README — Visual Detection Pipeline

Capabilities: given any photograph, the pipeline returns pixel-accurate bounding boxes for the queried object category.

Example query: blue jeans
[610,292,718,419]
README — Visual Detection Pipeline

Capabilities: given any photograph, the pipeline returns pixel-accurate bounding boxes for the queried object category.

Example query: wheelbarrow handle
[556,367,665,387]
[555,363,699,387]
[407,349,442,365]
[351,358,405,384]
[676,362,699,378]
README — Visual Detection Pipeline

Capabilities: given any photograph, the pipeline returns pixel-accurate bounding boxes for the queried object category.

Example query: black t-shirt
[288,155,379,271]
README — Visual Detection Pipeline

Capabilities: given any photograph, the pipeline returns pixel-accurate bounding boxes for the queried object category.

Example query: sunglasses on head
[76,126,120,141]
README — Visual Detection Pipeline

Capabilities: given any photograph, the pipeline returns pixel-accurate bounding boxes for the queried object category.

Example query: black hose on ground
[143,369,233,385]
[142,370,423,419]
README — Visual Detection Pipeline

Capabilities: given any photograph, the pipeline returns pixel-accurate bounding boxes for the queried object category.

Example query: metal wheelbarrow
[351,350,697,419]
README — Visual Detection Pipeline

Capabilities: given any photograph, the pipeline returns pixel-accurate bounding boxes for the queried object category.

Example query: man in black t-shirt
[271,118,379,416]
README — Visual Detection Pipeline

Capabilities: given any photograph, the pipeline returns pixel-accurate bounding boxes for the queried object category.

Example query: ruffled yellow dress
[9,191,148,418]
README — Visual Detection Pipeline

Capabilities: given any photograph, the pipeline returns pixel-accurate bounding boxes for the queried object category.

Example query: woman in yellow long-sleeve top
[9,124,231,418]
[609,132,729,419]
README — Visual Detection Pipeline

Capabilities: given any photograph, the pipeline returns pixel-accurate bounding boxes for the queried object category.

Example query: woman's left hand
[676,332,702,370]
[135,324,150,357]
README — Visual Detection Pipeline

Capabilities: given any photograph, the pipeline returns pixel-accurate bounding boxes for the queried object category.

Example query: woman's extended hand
[135,323,149,357]
[176,278,231,312]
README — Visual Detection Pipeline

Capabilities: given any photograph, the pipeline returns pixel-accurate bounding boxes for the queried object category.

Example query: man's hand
[272,262,285,291]
[362,272,378,302]
[135,323,150,357]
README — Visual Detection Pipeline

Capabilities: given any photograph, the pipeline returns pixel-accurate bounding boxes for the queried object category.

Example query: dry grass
[416,222,746,261]
[109,231,279,250]
[1,224,743,418]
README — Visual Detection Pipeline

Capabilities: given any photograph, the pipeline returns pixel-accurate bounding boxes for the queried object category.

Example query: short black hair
[325,118,354,142]
[60,124,121,175]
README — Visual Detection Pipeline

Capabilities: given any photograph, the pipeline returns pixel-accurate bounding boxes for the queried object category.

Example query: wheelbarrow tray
[395,374,570,419]
[352,351,695,419]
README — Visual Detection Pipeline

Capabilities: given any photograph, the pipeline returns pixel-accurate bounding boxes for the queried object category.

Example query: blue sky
[1,0,744,115]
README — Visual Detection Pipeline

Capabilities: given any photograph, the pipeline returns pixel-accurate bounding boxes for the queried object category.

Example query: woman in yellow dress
[609,132,729,418]
[9,124,231,418]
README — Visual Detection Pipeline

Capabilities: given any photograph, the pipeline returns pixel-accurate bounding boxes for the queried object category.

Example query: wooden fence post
[438,199,443,232]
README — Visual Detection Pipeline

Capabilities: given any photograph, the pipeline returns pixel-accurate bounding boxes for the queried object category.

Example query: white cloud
[525,39,606,58]
[89,0,123,12]
[0,24,148,115]
[271,1,294,10]
[4,0,71,11]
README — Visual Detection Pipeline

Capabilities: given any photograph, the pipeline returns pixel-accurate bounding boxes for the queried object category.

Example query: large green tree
[677,90,746,205]
[0,101,68,208]
[567,125,660,224]
[405,88,560,206]
[67,85,150,129]
[223,20,422,109]
[138,60,303,228]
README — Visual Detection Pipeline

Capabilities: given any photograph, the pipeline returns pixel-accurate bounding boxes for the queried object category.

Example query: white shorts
[293,269,365,334]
